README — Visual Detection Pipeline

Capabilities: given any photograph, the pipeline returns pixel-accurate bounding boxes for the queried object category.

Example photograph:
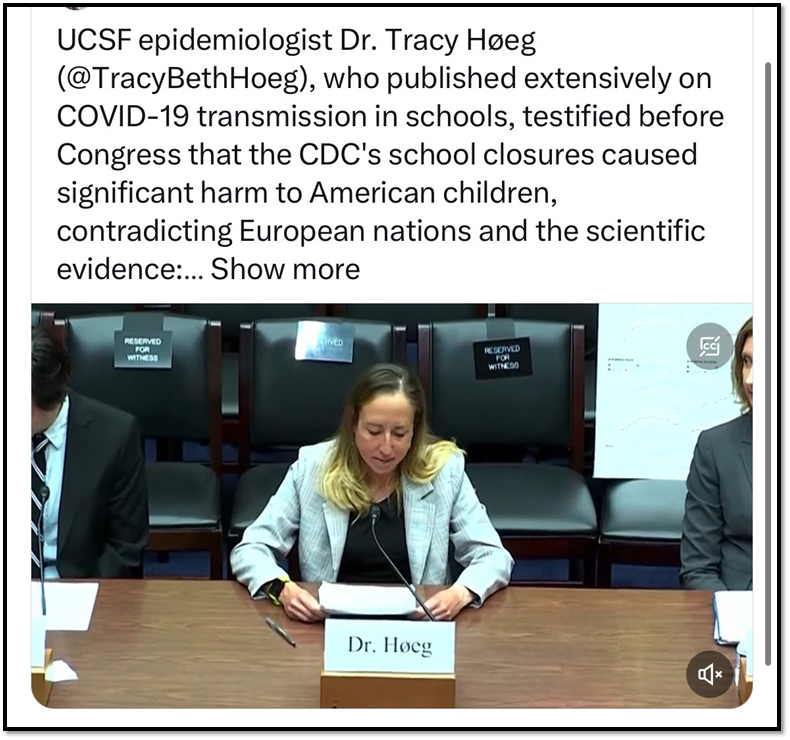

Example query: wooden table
[46,581,736,708]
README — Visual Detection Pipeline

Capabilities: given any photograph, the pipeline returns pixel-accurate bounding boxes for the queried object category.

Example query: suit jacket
[57,391,149,578]
[680,412,752,591]
[231,441,514,605]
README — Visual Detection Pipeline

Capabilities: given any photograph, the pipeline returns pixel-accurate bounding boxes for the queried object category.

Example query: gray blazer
[680,412,752,591]
[230,441,514,605]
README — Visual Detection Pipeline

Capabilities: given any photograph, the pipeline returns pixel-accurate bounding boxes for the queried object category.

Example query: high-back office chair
[597,479,687,587]
[501,305,599,355]
[176,305,328,457]
[228,319,407,577]
[180,304,325,340]
[59,313,224,578]
[43,305,177,458]
[419,318,598,586]
[503,304,600,470]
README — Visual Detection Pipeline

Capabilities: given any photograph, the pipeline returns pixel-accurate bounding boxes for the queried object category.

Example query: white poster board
[594,304,752,480]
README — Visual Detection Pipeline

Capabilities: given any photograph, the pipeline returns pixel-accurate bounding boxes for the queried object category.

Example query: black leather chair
[501,304,598,350]
[419,318,597,586]
[597,479,687,587]
[59,313,224,578]
[178,305,328,461]
[503,305,599,471]
[228,319,407,570]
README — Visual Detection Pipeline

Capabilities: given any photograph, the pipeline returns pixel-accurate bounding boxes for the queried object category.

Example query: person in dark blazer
[680,317,753,591]
[31,326,149,579]
[231,363,513,622]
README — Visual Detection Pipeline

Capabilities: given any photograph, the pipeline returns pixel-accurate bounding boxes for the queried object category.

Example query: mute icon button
[687,652,734,698]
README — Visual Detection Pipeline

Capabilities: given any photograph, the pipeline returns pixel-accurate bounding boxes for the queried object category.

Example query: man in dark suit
[680,318,753,591]
[32,326,149,579]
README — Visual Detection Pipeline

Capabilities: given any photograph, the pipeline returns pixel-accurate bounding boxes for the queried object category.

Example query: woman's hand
[412,584,475,621]
[280,582,326,622]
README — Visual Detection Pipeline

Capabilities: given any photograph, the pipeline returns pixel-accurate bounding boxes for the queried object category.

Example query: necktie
[31,433,49,579]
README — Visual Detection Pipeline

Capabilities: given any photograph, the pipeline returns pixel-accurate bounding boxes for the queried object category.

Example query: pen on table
[266,616,297,648]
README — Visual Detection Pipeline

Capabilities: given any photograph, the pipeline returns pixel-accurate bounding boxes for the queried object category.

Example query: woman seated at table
[680,316,753,591]
[231,363,514,622]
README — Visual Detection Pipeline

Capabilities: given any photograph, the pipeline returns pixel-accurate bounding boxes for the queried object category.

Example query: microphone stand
[370,505,437,622]
[31,486,52,707]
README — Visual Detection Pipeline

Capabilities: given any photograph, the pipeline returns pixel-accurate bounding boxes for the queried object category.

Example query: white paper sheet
[31,582,99,631]
[736,628,753,685]
[318,582,417,616]
[45,661,78,682]
[713,591,752,645]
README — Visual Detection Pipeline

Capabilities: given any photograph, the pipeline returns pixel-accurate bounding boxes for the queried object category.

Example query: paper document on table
[713,591,752,645]
[31,582,99,631]
[735,628,753,686]
[45,661,78,682]
[318,582,417,616]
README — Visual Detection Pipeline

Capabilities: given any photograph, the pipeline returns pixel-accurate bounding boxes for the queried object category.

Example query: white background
[7,3,779,731]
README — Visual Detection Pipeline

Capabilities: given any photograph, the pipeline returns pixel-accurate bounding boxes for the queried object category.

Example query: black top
[336,494,411,585]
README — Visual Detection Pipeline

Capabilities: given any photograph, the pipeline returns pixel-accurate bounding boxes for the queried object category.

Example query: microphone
[38,486,49,617]
[370,504,437,622]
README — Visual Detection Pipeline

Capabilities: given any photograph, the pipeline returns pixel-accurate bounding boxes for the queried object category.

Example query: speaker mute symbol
[698,663,715,686]
[687,652,734,698]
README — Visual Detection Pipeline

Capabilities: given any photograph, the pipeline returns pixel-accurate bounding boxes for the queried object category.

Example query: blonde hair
[732,316,753,412]
[320,363,462,513]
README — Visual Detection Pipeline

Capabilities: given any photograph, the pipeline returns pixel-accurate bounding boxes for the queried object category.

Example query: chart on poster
[594,303,753,480]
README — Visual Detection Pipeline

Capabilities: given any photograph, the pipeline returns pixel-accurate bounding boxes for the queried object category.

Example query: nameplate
[113,331,173,369]
[324,618,455,674]
[294,321,355,363]
[473,337,533,380]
